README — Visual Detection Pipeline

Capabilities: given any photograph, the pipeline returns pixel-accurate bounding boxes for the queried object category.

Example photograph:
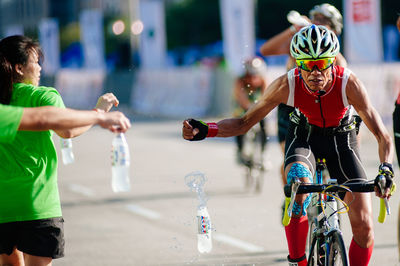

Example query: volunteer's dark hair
[0,35,43,104]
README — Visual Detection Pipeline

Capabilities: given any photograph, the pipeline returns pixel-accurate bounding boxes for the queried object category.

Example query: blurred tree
[165,0,222,50]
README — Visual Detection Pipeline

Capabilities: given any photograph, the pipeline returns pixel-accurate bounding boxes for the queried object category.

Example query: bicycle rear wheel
[327,231,348,266]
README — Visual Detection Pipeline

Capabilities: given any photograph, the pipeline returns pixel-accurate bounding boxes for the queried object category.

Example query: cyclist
[232,57,268,165]
[260,3,347,187]
[182,25,394,266]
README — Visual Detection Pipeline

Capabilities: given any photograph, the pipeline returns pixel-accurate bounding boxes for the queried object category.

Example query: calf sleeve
[285,215,308,260]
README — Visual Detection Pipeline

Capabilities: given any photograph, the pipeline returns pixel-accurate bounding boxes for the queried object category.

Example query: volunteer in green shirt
[0,35,123,266]
[0,104,23,143]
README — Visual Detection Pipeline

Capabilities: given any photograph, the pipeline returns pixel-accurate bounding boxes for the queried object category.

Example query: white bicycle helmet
[309,3,343,35]
[290,24,340,60]
[241,56,267,77]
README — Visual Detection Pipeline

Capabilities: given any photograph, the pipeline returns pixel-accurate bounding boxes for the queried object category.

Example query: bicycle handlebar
[282,181,396,226]
[283,182,375,197]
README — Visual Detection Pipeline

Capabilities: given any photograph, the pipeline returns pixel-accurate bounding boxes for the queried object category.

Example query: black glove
[374,162,394,192]
[187,118,209,141]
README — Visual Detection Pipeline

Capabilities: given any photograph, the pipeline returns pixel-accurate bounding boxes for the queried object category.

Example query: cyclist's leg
[235,135,244,164]
[259,119,267,151]
[326,130,373,265]
[345,192,373,266]
[284,126,315,265]
[284,161,313,265]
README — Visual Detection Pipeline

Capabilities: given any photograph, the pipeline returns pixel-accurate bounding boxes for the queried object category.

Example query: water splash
[185,171,208,208]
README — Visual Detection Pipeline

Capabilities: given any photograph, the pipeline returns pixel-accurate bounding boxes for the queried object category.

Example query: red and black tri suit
[284,65,366,184]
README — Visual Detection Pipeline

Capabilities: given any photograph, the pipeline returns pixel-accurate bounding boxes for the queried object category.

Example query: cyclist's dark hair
[0,35,43,104]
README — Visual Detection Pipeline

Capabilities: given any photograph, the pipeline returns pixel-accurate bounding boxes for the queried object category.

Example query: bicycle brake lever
[377,176,390,215]
[287,179,301,218]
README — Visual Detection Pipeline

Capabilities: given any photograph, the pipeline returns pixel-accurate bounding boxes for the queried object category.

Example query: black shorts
[0,217,65,259]
[277,104,295,143]
[284,120,367,184]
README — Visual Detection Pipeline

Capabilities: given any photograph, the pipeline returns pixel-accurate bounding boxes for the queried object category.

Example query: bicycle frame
[307,159,347,265]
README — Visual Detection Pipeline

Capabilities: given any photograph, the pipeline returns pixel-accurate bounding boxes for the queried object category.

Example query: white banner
[138,0,166,69]
[219,0,255,75]
[80,9,105,69]
[131,66,213,117]
[39,18,60,75]
[344,0,383,63]
[55,69,105,109]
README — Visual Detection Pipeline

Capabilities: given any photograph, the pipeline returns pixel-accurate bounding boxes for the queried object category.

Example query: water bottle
[185,171,212,253]
[60,138,75,165]
[287,10,311,27]
[325,198,339,229]
[111,133,131,192]
[197,206,212,253]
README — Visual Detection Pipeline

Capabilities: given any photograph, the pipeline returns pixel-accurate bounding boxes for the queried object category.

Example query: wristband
[206,123,218,137]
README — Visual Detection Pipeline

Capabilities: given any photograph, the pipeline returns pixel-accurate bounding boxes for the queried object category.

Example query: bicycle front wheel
[327,231,348,266]
[308,234,324,266]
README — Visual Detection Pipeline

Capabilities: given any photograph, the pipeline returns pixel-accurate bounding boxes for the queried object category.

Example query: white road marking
[125,204,161,220]
[68,184,95,197]
[213,233,265,252]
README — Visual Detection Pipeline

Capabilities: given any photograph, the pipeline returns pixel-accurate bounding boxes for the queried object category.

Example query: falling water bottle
[60,138,75,165]
[185,171,212,253]
[111,133,131,192]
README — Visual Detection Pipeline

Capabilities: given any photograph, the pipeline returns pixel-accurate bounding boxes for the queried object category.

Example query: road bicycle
[239,120,268,193]
[282,159,395,266]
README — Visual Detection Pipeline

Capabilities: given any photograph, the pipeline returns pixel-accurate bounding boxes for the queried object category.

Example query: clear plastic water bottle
[111,133,131,192]
[287,10,311,27]
[60,138,75,165]
[185,171,212,253]
[197,206,212,253]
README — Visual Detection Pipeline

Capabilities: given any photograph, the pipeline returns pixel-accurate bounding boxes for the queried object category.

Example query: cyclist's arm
[211,74,289,138]
[259,27,295,56]
[346,74,394,164]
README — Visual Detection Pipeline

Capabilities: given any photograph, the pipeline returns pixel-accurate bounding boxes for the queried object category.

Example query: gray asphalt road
[53,119,399,266]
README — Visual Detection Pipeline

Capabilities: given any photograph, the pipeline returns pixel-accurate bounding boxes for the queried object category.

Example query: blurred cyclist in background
[260,3,347,186]
[232,57,268,165]
[393,15,400,167]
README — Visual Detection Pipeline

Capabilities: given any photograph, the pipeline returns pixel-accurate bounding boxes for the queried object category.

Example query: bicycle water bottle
[60,138,75,165]
[287,10,311,27]
[111,133,131,192]
[325,198,339,229]
[197,206,212,253]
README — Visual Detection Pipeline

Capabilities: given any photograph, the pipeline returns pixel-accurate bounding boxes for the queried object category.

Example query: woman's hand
[94,93,119,112]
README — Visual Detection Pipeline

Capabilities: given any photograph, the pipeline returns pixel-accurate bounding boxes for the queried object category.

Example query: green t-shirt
[0,83,65,223]
[0,104,23,143]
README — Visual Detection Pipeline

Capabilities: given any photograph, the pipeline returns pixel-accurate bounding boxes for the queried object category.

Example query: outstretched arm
[183,74,289,139]
[19,107,131,133]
